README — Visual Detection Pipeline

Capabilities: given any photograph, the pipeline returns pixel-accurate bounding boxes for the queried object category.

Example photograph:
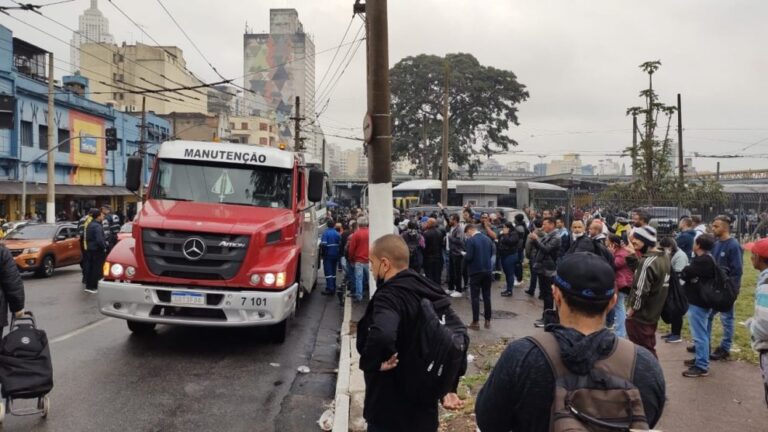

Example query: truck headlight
[276,272,286,288]
[110,263,124,278]
[22,247,39,254]
[250,274,261,285]
[125,266,136,278]
[263,273,276,286]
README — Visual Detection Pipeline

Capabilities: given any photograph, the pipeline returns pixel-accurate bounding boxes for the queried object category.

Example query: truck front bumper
[97,281,298,327]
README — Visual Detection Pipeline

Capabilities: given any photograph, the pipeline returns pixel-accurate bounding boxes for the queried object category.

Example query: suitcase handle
[10,310,35,328]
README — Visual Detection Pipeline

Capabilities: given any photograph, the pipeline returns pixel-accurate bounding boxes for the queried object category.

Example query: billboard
[79,135,97,155]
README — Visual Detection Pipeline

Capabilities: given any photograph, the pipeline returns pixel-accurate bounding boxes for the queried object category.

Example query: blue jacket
[713,237,743,291]
[676,229,696,258]
[320,228,342,258]
[465,233,493,276]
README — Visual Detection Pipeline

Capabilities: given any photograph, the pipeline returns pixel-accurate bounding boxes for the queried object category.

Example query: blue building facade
[0,25,170,220]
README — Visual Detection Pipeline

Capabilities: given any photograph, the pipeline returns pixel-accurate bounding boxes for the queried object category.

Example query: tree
[390,53,529,178]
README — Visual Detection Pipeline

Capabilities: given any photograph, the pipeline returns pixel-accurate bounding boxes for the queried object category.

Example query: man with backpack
[422,219,445,287]
[357,234,466,432]
[744,238,768,406]
[475,252,666,432]
[708,215,743,361]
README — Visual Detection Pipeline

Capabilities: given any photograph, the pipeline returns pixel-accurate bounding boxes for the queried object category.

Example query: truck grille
[142,229,250,280]
[9,249,23,257]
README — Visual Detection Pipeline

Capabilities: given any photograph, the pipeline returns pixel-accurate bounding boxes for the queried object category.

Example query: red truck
[98,141,326,342]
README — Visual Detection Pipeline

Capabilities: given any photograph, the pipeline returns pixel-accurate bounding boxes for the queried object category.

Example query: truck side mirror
[307,169,324,203]
[125,155,143,192]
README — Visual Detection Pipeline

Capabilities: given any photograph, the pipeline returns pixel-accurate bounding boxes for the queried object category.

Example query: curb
[332,297,352,432]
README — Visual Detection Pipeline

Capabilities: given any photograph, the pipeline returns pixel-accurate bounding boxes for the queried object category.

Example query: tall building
[70,0,114,73]
[79,42,207,115]
[506,161,531,172]
[533,163,547,176]
[243,9,321,159]
[547,153,582,175]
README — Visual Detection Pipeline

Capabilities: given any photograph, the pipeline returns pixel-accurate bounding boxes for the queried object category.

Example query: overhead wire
[314,15,355,95]
[314,22,365,111]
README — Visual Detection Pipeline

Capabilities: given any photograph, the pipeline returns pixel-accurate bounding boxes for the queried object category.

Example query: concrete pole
[677,93,684,181]
[137,97,146,214]
[365,0,393,297]
[440,60,449,205]
[46,52,55,223]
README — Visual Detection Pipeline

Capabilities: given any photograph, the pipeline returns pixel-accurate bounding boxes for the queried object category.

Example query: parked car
[639,206,692,237]
[117,222,133,242]
[1,223,81,277]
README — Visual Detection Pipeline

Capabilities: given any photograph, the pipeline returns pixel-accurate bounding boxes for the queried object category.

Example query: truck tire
[270,319,288,344]
[127,320,156,335]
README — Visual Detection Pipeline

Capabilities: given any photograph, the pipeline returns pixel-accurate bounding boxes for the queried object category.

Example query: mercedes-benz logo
[182,237,207,261]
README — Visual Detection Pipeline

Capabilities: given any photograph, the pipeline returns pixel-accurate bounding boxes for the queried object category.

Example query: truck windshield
[151,159,293,209]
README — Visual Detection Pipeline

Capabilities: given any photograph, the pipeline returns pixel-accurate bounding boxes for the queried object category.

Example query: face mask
[572,232,584,239]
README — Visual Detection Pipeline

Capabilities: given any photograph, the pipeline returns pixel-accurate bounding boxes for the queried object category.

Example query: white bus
[393,179,568,210]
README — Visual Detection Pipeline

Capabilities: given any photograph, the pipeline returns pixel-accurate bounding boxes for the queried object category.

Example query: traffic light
[105,127,118,151]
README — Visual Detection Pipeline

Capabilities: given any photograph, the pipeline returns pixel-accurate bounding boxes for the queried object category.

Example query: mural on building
[69,111,104,185]
[244,34,295,144]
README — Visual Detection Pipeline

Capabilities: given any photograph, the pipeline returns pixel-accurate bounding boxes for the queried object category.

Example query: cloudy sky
[4,0,768,173]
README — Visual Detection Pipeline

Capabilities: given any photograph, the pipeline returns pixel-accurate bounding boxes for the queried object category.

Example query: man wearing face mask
[356,235,465,431]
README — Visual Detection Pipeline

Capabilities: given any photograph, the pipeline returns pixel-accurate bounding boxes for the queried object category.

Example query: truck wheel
[36,255,55,278]
[127,321,156,335]
[270,319,288,344]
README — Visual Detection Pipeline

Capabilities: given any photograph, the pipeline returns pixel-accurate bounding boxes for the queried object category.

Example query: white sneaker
[444,289,453,295]
[450,291,464,298]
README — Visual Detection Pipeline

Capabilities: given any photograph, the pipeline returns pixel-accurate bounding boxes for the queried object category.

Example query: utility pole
[677,93,684,181]
[137,96,146,213]
[440,60,449,205]
[321,138,326,172]
[716,161,721,182]
[290,96,304,153]
[421,116,428,179]
[632,113,638,180]
[46,52,55,223]
[362,0,393,296]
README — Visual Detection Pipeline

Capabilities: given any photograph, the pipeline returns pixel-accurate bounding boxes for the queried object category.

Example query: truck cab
[98,141,325,342]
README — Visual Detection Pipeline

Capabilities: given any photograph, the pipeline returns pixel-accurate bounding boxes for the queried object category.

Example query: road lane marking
[50,317,114,344]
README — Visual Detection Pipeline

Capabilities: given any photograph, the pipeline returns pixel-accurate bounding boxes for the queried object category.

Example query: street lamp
[20,134,108,222]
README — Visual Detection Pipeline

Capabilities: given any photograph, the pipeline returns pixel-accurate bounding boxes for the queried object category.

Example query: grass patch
[658,251,759,364]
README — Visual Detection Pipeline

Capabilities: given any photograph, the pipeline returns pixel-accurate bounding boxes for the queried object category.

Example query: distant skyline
[4,0,767,173]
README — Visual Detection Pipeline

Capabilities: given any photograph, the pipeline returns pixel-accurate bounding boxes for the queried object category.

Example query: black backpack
[661,271,688,324]
[400,296,469,403]
[700,255,738,313]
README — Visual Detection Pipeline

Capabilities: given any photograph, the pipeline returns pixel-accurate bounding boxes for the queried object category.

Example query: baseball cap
[745,238,768,259]
[554,252,615,300]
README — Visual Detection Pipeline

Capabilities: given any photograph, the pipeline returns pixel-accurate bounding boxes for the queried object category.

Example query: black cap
[554,252,615,300]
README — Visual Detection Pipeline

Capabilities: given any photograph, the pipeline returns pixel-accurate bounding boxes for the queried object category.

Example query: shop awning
[0,182,133,196]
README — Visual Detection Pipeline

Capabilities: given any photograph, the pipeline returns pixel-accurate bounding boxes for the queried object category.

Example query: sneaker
[83,288,97,294]
[500,290,513,297]
[684,359,696,367]
[515,280,525,287]
[444,289,453,295]
[321,290,335,296]
[665,335,682,343]
[484,320,491,329]
[710,347,730,361]
[606,323,615,330]
[682,366,709,378]
[468,321,480,331]
[352,297,363,303]
[533,319,546,328]
[450,291,464,298]
[686,345,696,353]
[660,333,672,339]
[524,290,535,297]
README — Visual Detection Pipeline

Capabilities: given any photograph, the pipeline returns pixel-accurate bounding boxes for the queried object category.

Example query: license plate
[171,291,205,306]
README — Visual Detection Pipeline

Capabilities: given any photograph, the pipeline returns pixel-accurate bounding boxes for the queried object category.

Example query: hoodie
[356,269,459,431]
[747,268,768,352]
[475,326,666,432]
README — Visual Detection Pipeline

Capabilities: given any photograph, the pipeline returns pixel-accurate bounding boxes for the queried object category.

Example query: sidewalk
[344,277,768,431]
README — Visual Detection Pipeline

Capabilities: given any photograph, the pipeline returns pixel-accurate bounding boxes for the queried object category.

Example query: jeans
[708,306,735,352]
[448,255,464,293]
[760,351,768,407]
[470,272,492,322]
[613,292,628,338]
[514,250,524,282]
[500,254,518,292]
[322,256,339,293]
[354,262,369,300]
[689,304,712,370]
[537,273,553,318]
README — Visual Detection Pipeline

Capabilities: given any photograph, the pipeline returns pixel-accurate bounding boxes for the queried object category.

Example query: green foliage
[389,53,529,178]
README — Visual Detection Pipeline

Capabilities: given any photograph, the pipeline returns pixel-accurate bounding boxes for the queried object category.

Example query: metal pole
[364,0,393,296]
[632,113,638,179]
[138,96,146,214]
[46,52,55,223]
[322,138,326,172]
[292,96,302,153]
[677,93,684,181]
[21,167,26,221]
[440,60,449,205]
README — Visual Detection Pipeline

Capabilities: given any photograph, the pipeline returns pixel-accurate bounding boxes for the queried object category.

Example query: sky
[2,0,768,173]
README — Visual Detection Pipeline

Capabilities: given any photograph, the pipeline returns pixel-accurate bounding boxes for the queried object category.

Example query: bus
[393,180,568,210]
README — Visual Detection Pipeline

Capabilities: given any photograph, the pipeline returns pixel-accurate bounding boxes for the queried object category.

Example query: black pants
[537,273,553,318]
[448,255,464,292]
[424,258,443,287]
[80,246,89,283]
[470,271,492,322]
[87,249,106,290]
[670,312,684,336]
[514,250,524,282]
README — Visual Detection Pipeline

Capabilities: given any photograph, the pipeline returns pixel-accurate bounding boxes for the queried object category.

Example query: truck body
[98,141,326,341]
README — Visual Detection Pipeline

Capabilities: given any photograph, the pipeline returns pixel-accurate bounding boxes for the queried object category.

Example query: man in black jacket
[475,253,666,432]
[0,245,26,328]
[530,217,561,328]
[681,233,717,377]
[357,234,464,432]
[85,209,106,293]
[422,218,445,287]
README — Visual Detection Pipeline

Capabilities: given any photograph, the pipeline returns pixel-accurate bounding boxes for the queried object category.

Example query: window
[259,122,268,131]
[38,125,48,149]
[241,122,248,130]
[58,129,70,153]
[269,125,273,133]
[229,122,235,129]
[259,137,268,145]
[20,121,33,147]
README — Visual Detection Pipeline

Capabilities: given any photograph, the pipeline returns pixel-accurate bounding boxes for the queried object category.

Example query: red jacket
[348,228,370,264]
[613,247,634,290]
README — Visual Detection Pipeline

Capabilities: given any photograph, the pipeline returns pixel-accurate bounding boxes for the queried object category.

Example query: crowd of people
[347,202,768,431]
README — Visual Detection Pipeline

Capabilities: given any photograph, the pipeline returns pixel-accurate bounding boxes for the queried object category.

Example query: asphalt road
[3,266,342,432]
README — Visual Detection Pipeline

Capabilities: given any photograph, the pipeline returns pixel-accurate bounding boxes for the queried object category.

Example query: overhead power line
[315,16,355,94]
